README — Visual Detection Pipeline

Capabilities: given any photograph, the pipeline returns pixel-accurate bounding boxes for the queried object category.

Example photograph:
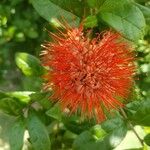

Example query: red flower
[41,25,135,122]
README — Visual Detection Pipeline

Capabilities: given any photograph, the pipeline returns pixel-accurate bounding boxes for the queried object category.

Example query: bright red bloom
[41,25,135,122]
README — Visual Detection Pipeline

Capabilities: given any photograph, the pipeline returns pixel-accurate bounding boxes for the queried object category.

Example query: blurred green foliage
[0,0,48,91]
[0,0,150,150]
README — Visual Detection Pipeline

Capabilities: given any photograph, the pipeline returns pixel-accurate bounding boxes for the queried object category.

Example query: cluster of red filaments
[42,25,135,122]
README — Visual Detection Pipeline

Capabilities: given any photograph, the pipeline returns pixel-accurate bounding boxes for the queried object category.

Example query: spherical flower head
[41,25,135,122]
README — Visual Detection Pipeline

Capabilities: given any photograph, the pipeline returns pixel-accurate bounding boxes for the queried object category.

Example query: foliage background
[0,0,150,150]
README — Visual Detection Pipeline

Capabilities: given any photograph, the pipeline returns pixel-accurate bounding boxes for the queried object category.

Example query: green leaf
[90,125,107,140]
[0,113,25,150]
[31,0,80,26]
[144,134,150,146]
[27,111,51,150]
[125,100,141,114]
[15,52,45,77]
[49,0,88,17]
[8,119,25,150]
[0,112,16,139]
[73,117,127,150]
[6,91,34,103]
[63,130,77,144]
[0,97,24,115]
[105,125,127,148]
[73,131,98,150]
[134,3,150,24]
[73,127,127,150]
[63,115,94,134]
[84,15,98,28]
[126,99,150,126]
[98,0,146,41]
[101,117,125,133]
[87,0,106,8]
[125,100,141,115]
[30,92,52,109]
[46,103,62,121]
[102,117,128,148]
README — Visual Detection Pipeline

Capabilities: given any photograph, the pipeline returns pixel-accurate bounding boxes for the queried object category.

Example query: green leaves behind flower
[8,118,25,150]
[0,91,34,115]
[46,103,62,122]
[31,0,80,27]
[126,99,150,126]
[144,133,150,146]
[46,102,95,134]
[83,15,98,28]
[0,113,25,150]
[30,92,53,110]
[98,0,146,41]
[0,91,52,150]
[27,111,51,150]
[15,52,46,77]
[73,116,127,150]
[134,3,150,24]
[32,0,147,41]
[0,97,24,115]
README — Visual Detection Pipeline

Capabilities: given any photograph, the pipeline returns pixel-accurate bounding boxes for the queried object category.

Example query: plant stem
[120,108,144,146]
